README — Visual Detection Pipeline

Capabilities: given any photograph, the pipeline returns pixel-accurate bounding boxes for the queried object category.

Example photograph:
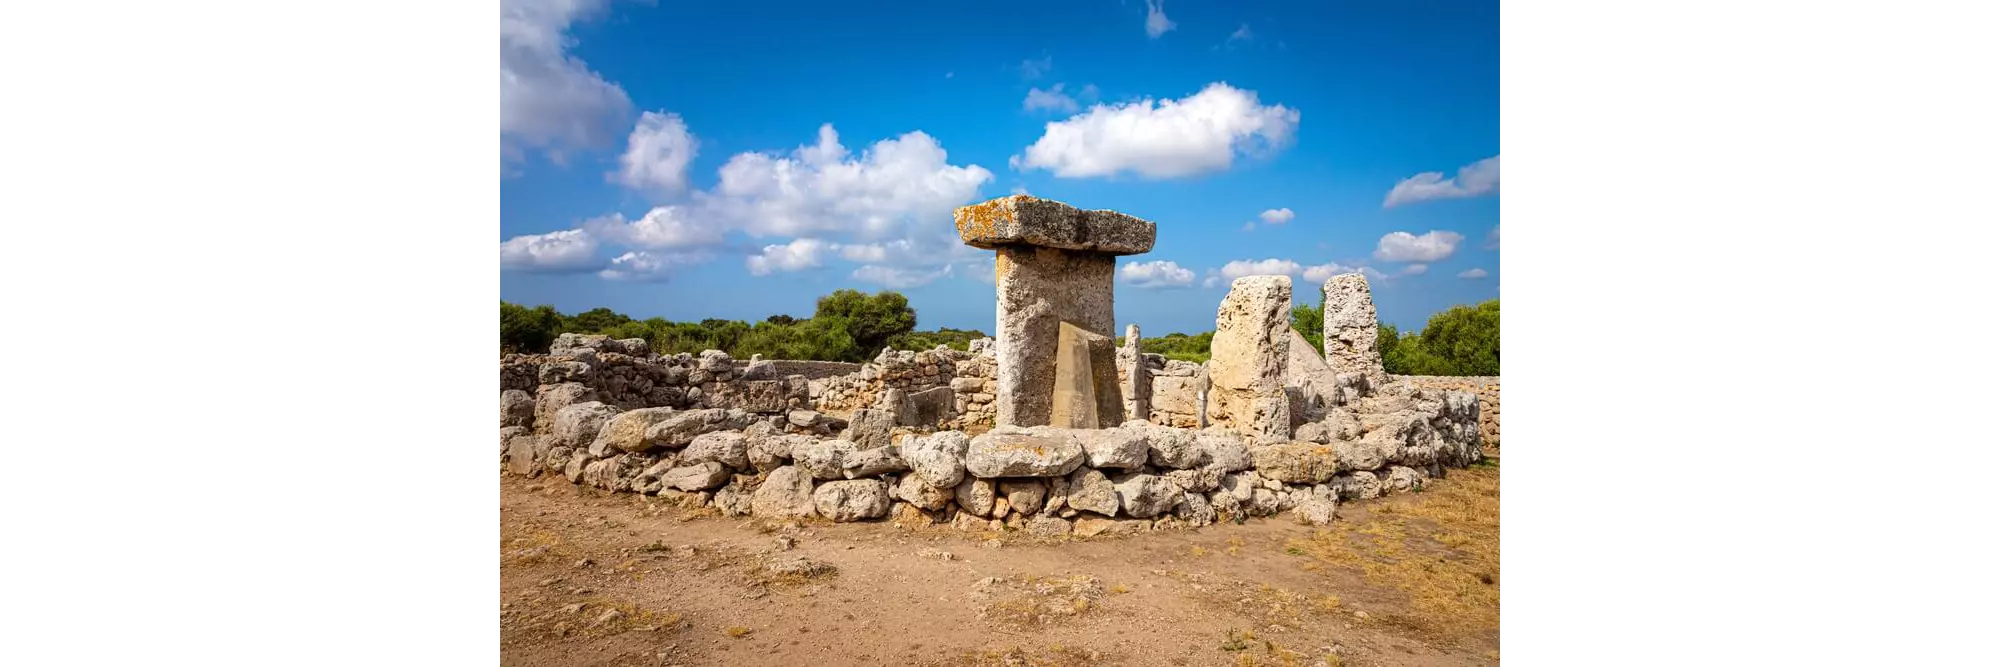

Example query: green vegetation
[1376,300,1500,376]
[1290,302,1325,355]
[499,289,985,362]
[1116,330,1215,364]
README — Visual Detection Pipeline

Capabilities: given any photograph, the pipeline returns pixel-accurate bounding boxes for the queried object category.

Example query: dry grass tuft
[723,626,752,638]
[977,575,1107,628]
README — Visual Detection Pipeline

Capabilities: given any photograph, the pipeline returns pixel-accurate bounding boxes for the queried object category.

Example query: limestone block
[954,195,1157,255]
[1208,275,1292,440]
[1322,273,1389,386]
[992,246,1117,427]
[1050,322,1120,428]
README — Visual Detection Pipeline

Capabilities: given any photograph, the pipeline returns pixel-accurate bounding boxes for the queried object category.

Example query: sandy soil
[501,457,1500,667]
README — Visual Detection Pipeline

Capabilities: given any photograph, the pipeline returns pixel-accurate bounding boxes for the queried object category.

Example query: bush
[502,290,951,363]
[1380,300,1499,375]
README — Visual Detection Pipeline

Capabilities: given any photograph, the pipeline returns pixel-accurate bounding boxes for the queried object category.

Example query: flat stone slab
[955,195,1156,255]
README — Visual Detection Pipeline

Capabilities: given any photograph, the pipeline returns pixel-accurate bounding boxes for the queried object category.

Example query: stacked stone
[810,346,967,416]
[502,343,811,419]
[1391,375,1500,447]
[947,339,999,429]
[1143,358,1207,428]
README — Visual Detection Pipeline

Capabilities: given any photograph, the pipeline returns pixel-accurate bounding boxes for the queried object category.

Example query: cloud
[1014,83,1299,179]
[1023,84,1080,114]
[1241,221,1256,233]
[1486,225,1500,249]
[1228,24,1254,44]
[1020,55,1052,80]
[852,264,952,289]
[1202,258,1301,287]
[580,206,724,249]
[1144,0,1176,38]
[1402,264,1429,275]
[1301,261,1362,284]
[500,0,633,163]
[704,124,993,239]
[500,229,600,273]
[746,238,835,275]
[1119,260,1196,289]
[962,262,996,284]
[599,250,707,282]
[1383,155,1500,208]
[612,111,698,197]
[1374,230,1465,262]
[1458,268,1489,279]
[1259,207,1294,225]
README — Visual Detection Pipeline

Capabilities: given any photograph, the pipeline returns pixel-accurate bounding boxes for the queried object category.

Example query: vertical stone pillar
[955,195,1156,428]
[1321,273,1389,387]
[1117,324,1150,423]
[1208,275,1293,441]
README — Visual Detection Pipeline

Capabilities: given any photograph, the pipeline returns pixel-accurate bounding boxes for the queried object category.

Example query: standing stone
[955,195,1155,428]
[1322,273,1389,387]
[1050,322,1118,428]
[1118,324,1149,423]
[1208,275,1292,440]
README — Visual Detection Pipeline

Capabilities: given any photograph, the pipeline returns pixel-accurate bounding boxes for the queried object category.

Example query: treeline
[1118,299,1500,375]
[500,289,987,362]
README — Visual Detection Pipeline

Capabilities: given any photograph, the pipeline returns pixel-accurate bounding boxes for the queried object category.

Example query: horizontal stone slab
[954,195,1156,255]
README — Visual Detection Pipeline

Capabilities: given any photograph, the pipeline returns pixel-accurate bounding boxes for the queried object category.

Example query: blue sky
[501,0,1498,335]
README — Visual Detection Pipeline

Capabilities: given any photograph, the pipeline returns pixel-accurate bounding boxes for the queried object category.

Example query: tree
[1290,302,1325,355]
[500,302,563,353]
[765,314,799,326]
[565,307,631,333]
[1379,300,1499,375]
[813,289,917,356]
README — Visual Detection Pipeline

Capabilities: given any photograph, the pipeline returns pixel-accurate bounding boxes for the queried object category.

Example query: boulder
[899,386,957,427]
[1111,473,1182,518]
[662,462,731,491]
[713,481,754,516]
[748,433,811,473]
[1208,275,1293,440]
[739,380,790,414]
[500,426,528,454]
[892,474,954,510]
[1251,442,1340,484]
[1384,466,1424,493]
[644,408,746,448]
[1293,484,1340,525]
[814,479,891,522]
[1175,492,1217,527]
[1064,468,1119,516]
[841,444,909,479]
[839,408,896,449]
[1073,516,1150,538]
[501,390,535,428]
[964,430,1085,478]
[903,431,970,489]
[533,383,595,433]
[590,407,678,455]
[791,438,859,480]
[1196,428,1253,472]
[552,401,621,450]
[681,431,750,469]
[1163,467,1224,493]
[750,466,817,518]
[954,477,997,517]
[1079,425,1151,470]
[1026,516,1073,538]
[505,434,544,476]
[1332,435,1390,472]
[1334,471,1384,500]
[999,479,1047,515]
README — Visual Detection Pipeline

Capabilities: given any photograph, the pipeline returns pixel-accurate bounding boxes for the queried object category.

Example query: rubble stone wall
[1391,376,1500,446]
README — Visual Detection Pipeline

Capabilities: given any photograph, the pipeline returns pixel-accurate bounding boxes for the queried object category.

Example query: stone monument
[1321,273,1389,387]
[954,195,1156,428]
[1207,275,1292,441]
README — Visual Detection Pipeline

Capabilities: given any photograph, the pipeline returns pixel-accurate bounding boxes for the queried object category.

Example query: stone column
[1117,324,1150,423]
[1321,273,1389,387]
[1208,275,1292,441]
[955,195,1156,428]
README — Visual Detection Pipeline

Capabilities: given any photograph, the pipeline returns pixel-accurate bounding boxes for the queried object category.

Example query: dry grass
[953,645,1101,666]
[723,626,752,638]
[1282,461,1500,639]
[978,575,1107,628]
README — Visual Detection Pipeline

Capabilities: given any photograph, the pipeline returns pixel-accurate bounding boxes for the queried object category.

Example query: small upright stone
[1322,273,1389,387]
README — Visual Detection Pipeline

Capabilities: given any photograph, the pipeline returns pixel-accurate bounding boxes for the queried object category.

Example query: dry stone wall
[1391,375,1500,446]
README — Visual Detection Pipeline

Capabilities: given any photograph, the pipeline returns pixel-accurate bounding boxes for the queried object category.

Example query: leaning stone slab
[963,430,1086,478]
[954,194,1157,255]
[839,408,896,450]
[1050,321,1122,428]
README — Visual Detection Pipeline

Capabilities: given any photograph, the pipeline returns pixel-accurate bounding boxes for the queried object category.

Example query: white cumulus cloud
[500,0,633,163]
[1302,261,1362,284]
[1202,258,1301,287]
[1119,260,1196,289]
[580,205,724,249]
[746,238,834,275]
[500,229,600,273]
[1374,230,1465,263]
[612,111,698,197]
[704,124,993,239]
[599,250,706,282]
[853,264,952,289]
[1383,155,1500,208]
[1402,264,1429,275]
[1259,207,1294,225]
[1014,83,1299,179]
[1458,268,1489,280]
[1023,84,1080,114]
[1144,0,1176,38]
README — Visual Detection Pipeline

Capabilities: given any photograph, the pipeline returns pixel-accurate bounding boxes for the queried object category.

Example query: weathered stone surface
[751,466,818,518]
[991,245,1117,428]
[1209,275,1293,441]
[644,408,746,448]
[1065,468,1119,516]
[590,407,678,455]
[1026,516,1073,538]
[999,479,1048,515]
[1079,425,1150,470]
[791,438,859,480]
[1049,322,1121,428]
[1145,425,1210,470]
[713,481,755,516]
[892,474,954,510]
[738,380,791,413]
[1334,471,1384,500]
[662,462,731,491]
[903,431,969,489]
[1119,324,1150,423]
[1252,442,1341,484]
[1176,492,1217,527]
[954,477,997,517]
[813,479,890,522]
[552,401,621,450]
[1111,473,1182,518]
[506,434,544,476]
[839,408,896,449]
[1163,467,1224,493]
[680,431,750,469]
[1282,329,1346,427]
[1384,466,1424,493]
[954,194,1157,255]
[502,390,536,429]
[1196,428,1254,472]
[1293,484,1340,525]
[964,430,1086,478]
[749,433,811,472]
[534,383,595,433]
[1073,516,1150,538]
[899,387,957,427]
[1332,435,1390,472]
[841,445,909,478]
[1322,273,1389,386]
[501,426,528,454]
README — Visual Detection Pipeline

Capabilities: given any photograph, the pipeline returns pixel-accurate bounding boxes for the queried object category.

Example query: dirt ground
[500,455,1500,667]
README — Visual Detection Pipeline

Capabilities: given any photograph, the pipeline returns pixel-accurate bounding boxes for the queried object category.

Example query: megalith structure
[1321,273,1389,386]
[1117,324,1150,424]
[954,195,1156,428]
[1208,275,1293,441]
